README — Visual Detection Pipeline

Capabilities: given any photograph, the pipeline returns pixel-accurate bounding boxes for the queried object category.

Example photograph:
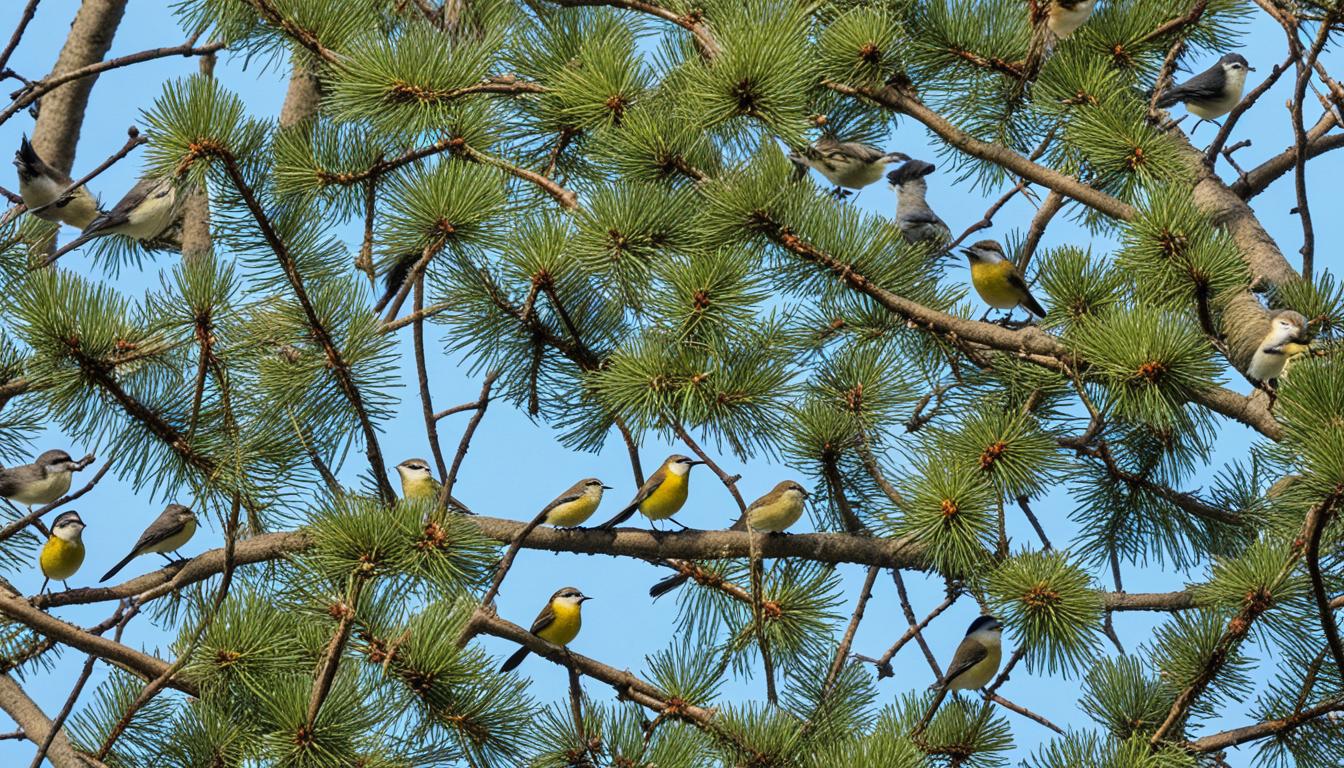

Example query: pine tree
[0,0,1342,766]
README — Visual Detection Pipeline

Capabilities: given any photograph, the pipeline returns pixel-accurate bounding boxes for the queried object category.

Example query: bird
[649,480,809,599]
[0,450,85,511]
[789,136,909,197]
[887,160,951,248]
[917,615,1004,729]
[1046,0,1096,39]
[39,511,86,593]
[1247,309,1310,385]
[13,135,100,228]
[498,586,590,672]
[596,455,703,530]
[962,240,1048,319]
[1156,53,1254,126]
[99,503,198,583]
[55,175,180,257]
[539,478,611,528]
[374,252,418,313]
[394,458,440,501]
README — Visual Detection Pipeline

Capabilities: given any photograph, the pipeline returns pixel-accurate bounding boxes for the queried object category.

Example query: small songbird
[395,458,441,501]
[790,136,909,196]
[99,504,198,583]
[596,455,703,530]
[1248,309,1310,385]
[57,175,179,256]
[962,240,1048,319]
[649,480,809,599]
[887,160,951,247]
[1047,0,1096,39]
[39,511,87,593]
[374,252,418,312]
[13,135,100,228]
[917,615,1005,729]
[0,450,84,511]
[499,586,590,672]
[539,478,612,528]
[1156,53,1254,124]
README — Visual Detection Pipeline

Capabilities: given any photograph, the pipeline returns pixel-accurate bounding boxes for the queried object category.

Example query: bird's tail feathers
[649,573,689,599]
[596,502,638,530]
[1023,294,1048,319]
[499,645,531,672]
[99,551,137,583]
[15,135,40,173]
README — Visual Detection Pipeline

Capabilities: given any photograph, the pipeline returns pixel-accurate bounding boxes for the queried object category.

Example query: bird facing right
[395,458,441,501]
[100,503,199,583]
[1046,0,1096,39]
[539,477,611,528]
[1248,309,1310,385]
[0,450,85,510]
[499,586,590,672]
[790,136,909,195]
[1156,53,1254,122]
[39,511,87,593]
[596,454,703,529]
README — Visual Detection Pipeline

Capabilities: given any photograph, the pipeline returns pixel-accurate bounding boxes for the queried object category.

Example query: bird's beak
[960,248,974,258]
[1248,66,1257,72]
[688,460,706,466]
[601,485,613,490]
[580,595,593,602]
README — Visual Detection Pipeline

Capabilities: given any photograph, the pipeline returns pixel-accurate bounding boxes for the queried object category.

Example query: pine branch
[0,674,85,768]
[1188,696,1344,752]
[413,276,451,481]
[1231,110,1344,199]
[824,565,879,695]
[305,576,364,730]
[543,0,720,58]
[1305,498,1344,684]
[440,369,499,503]
[0,0,40,76]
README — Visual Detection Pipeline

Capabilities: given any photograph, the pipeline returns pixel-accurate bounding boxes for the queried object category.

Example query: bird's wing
[528,602,557,636]
[129,512,186,554]
[0,465,39,497]
[541,483,587,515]
[628,466,668,507]
[82,177,159,235]
[939,640,990,687]
[828,142,886,164]
[900,208,946,226]
[1162,66,1226,103]
[1006,267,1048,317]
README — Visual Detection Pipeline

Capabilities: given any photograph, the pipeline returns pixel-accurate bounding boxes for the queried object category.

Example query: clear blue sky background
[1,2,1340,765]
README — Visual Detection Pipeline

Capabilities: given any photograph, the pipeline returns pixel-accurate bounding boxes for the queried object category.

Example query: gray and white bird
[1156,53,1254,124]
[1248,309,1310,385]
[56,175,180,257]
[13,136,100,228]
[1046,0,1096,39]
[790,136,909,197]
[99,503,198,582]
[0,450,85,510]
[917,615,1005,729]
[887,160,951,247]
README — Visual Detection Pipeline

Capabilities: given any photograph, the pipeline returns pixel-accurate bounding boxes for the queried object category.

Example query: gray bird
[56,175,180,257]
[1156,53,1254,125]
[887,160,951,247]
[790,136,909,197]
[99,503,198,582]
[13,136,100,228]
[0,450,84,510]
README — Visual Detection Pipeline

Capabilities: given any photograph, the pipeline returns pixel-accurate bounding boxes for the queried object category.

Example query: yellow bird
[499,586,590,672]
[596,455,703,529]
[649,480,810,599]
[539,478,611,528]
[917,615,1005,731]
[394,458,440,501]
[39,511,86,593]
[962,240,1048,319]
[1248,309,1310,384]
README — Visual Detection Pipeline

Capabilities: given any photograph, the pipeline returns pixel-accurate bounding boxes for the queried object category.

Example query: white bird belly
[116,190,178,239]
[1248,349,1287,382]
[1048,0,1095,38]
[828,161,885,189]
[9,471,72,505]
[145,518,197,554]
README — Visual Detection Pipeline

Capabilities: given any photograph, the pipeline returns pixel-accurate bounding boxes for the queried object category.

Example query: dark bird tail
[499,645,531,672]
[1154,85,1183,109]
[914,684,950,734]
[596,503,637,530]
[649,573,689,599]
[15,135,41,176]
[374,252,417,313]
[1022,293,1048,319]
[99,551,138,583]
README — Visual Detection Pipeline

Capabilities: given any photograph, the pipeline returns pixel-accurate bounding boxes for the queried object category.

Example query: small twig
[670,419,746,512]
[613,414,645,487]
[986,693,1064,734]
[432,401,481,421]
[413,275,450,482]
[1306,501,1344,684]
[0,0,41,76]
[866,591,958,679]
[893,570,942,677]
[305,576,365,730]
[1017,191,1064,273]
[1015,496,1051,550]
[824,565,879,694]
[745,527,777,705]
[477,505,554,611]
[946,180,1031,253]
[440,370,500,504]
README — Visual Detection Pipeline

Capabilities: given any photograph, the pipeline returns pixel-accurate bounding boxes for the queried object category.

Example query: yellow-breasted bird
[100,504,198,582]
[596,455,703,530]
[540,478,611,528]
[395,458,440,501]
[649,480,810,598]
[962,240,1048,319]
[1248,309,1310,385]
[39,511,87,593]
[917,615,1004,730]
[14,135,100,228]
[499,586,590,672]
[0,450,85,511]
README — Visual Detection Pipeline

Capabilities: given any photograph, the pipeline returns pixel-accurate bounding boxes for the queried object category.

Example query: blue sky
[1,2,1340,764]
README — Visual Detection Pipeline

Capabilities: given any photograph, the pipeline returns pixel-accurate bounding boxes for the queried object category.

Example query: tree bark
[0,673,82,768]
[30,0,130,174]
[278,60,321,129]
[178,53,215,264]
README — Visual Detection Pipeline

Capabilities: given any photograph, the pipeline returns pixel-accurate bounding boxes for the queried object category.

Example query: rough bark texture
[178,54,216,264]
[278,60,322,129]
[30,0,129,174]
[0,673,82,768]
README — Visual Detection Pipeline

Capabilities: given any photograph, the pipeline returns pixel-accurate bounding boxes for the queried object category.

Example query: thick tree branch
[0,673,83,768]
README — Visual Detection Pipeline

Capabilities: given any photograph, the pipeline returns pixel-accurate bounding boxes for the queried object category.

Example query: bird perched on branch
[1020,0,1097,88]
[1156,53,1254,127]
[596,454,703,529]
[539,478,611,528]
[917,615,1004,730]
[649,479,809,599]
[0,450,85,511]
[1247,309,1310,386]
[56,174,181,258]
[374,252,419,313]
[499,586,590,672]
[790,136,909,198]
[13,135,100,228]
[39,511,86,594]
[887,160,951,248]
[100,503,198,583]
[962,240,1048,320]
